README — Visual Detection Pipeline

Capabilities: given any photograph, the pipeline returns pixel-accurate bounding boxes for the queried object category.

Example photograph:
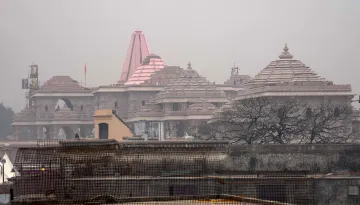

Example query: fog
[0,0,359,111]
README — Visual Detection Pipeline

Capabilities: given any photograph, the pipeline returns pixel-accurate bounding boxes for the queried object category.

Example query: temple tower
[119,31,150,84]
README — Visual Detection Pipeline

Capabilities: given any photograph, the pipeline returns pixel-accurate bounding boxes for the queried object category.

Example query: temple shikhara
[12,31,356,141]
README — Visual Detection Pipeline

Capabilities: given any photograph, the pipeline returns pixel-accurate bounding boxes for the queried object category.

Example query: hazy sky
[1,0,359,111]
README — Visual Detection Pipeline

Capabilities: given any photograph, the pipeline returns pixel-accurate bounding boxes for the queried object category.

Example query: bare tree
[300,102,353,144]
[209,97,272,144]
[210,98,354,144]
[266,99,307,144]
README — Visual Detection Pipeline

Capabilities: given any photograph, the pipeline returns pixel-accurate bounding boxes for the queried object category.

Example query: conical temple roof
[124,54,166,85]
[119,31,150,83]
[156,63,227,102]
[247,44,327,87]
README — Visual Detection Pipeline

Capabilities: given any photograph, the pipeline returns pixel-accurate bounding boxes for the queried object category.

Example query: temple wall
[127,91,158,116]
[33,96,94,121]
[94,92,129,118]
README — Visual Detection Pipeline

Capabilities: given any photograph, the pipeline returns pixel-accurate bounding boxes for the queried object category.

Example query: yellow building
[93,109,134,141]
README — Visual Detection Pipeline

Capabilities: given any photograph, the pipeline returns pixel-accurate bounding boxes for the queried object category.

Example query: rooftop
[125,54,166,85]
[247,44,328,87]
[38,76,88,93]
[155,63,228,102]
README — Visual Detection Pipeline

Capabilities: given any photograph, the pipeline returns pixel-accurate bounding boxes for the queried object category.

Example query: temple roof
[124,54,166,85]
[119,31,150,83]
[39,76,88,93]
[144,66,184,86]
[155,63,228,102]
[247,44,328,87]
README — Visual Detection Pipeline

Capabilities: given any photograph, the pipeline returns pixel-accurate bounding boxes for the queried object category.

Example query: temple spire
[119,31,151,83]
[279,43,293,59]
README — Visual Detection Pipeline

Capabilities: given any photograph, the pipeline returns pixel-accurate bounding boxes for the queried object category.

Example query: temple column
[169,121,178,138]
[159,121,164,141]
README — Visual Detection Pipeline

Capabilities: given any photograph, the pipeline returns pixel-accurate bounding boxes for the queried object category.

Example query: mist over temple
[11,30,359,142]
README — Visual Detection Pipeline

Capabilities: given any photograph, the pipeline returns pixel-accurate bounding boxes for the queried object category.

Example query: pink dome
[125,54,166,85]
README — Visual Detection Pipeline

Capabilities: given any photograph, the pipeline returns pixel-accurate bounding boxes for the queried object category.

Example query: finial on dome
[279,43,293,59]
[284,43,289,52]
[187,61,192,69]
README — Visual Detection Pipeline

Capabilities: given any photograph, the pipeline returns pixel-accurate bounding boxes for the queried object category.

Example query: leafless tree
[209,97,272,144]
[266,99,307,144]
[300,102,354,144]
[210,98,354,144]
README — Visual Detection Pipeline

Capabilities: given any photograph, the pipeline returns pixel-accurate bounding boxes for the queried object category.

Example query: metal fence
[10,140,317,204]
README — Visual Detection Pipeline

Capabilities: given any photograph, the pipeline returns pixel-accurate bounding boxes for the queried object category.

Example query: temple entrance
[98,123,109,139]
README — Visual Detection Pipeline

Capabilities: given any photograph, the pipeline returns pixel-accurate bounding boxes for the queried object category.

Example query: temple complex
[12,31,355,141]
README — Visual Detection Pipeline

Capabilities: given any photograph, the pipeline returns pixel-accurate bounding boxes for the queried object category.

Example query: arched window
[141,100,145,107]
[44,105,48,111]
[80,105,84,111]
[114,101,118,108]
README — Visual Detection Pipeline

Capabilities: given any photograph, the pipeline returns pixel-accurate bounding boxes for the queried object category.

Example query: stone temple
[11,31,356,141]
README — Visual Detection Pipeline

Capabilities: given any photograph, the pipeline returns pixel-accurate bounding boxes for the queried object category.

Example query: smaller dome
[125,54,166,85]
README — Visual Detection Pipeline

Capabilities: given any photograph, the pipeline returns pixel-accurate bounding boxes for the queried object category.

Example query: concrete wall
[7,143,360,204]
[3,143,360,173]
[228,144,360,173]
